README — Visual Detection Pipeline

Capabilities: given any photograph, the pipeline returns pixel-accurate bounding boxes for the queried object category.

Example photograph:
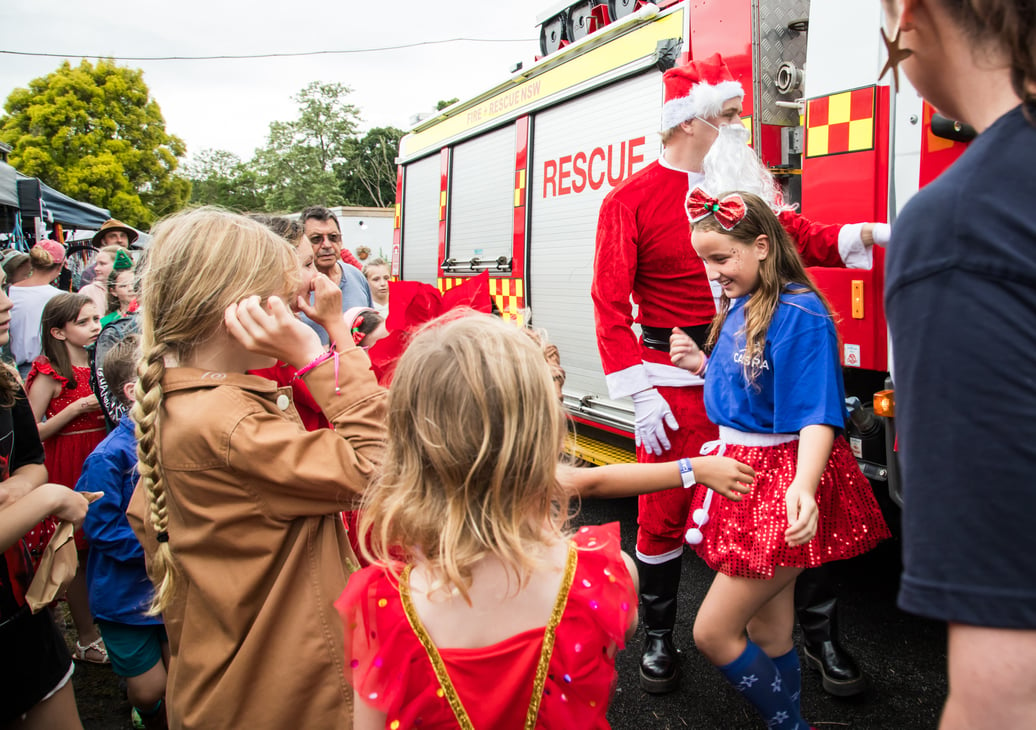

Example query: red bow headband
[686,187,747,231]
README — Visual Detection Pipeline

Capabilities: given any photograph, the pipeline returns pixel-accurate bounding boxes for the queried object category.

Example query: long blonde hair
[132,207,300,613]
[360,312,570,603]
[695,191,836,384]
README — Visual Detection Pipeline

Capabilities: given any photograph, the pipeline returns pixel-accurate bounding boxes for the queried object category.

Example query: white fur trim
[644,360,704,388]
[605,364,653,400]
[837,223,875,270]
[661,80,745,130]
[660,97,699,131]
[718,426,798,446]
[636,547,684,564]
[605,359,705,399]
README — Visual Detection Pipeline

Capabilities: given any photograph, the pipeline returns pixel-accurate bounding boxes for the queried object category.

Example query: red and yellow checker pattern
[806,87,875,157]
[438,277,526,325]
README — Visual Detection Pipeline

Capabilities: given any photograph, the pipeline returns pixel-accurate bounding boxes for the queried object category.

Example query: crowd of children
[0,191,892,730]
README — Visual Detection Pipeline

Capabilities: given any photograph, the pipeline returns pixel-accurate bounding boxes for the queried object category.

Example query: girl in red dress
[26,292,107,664]
[337,313,756,729]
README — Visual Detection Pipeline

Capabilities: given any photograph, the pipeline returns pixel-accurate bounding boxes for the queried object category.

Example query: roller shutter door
[400,155,441,284]
[448,125,515,265]
[528,72,663,398]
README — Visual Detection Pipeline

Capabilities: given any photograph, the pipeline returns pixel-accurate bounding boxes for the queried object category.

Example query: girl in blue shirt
[670,188,889,729]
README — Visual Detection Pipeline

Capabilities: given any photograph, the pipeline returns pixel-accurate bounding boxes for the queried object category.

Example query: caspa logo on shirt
[732,349,771,371]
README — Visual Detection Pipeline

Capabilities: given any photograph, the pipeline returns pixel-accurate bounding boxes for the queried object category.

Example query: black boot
[795,565,867,697]
[636,555,682,694]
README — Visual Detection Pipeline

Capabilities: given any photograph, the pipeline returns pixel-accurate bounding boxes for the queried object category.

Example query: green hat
[112,248,134,271]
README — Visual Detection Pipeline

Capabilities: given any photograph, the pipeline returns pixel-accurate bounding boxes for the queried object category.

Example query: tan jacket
[129,349,386,729]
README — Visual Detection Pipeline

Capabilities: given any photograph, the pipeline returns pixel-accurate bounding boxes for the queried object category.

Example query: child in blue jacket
[76,336,168,729]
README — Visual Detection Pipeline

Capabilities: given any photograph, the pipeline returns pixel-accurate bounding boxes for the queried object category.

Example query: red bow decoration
[686,187,747,230]
[350,315,367,346]
[367,270,494,386]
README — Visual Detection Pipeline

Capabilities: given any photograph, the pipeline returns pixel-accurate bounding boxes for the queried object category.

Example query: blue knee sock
[717,640,807,729]
[771,648,802,713]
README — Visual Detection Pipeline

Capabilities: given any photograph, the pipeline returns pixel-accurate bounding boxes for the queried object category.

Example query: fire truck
[389,0,973,506]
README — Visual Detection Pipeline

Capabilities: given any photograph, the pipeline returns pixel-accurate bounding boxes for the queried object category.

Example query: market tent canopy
[16,175,110,229]
[0,162,17,208]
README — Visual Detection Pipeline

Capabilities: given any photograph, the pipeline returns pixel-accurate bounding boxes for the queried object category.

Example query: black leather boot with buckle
[636,555,683,694]
[795,565,868,697]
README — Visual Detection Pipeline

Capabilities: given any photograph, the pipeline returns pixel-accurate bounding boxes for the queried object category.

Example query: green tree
[340,126,403,208]
[184,148,264,211]
[0,59,190,228]
[436,98,460,111]
[255,81,361,212]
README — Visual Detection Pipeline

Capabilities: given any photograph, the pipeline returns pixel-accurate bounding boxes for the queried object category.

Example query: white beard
[700,124,784,210]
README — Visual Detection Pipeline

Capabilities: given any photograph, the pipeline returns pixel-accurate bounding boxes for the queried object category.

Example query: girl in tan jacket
[127,208,387,729]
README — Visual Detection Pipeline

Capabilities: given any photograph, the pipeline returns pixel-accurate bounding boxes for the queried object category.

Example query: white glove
[873,222,891,245]
[631,388,679,456]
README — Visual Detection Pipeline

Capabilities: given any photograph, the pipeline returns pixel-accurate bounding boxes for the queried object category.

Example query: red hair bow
[686,187,747,230]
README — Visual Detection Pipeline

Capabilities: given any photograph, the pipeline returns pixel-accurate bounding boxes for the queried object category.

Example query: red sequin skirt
[689,434,890,579]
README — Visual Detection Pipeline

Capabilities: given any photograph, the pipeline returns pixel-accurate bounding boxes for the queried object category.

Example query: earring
[879,27,914,92]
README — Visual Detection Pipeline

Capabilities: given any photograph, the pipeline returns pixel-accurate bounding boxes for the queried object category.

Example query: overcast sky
[0,0,545,163]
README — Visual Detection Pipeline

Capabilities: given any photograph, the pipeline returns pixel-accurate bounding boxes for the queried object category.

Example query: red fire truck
[389,0,973,506]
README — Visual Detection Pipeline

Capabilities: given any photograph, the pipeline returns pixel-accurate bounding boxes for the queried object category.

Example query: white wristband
[678,458,695,488]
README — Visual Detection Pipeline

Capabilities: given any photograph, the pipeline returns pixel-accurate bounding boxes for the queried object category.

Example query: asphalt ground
[572,495,949,730]
[69,493,947,730]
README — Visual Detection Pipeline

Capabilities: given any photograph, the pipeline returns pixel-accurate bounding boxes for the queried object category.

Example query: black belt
[641,324,711,353]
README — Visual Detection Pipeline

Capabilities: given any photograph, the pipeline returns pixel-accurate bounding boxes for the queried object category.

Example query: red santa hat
[660,52,745,130]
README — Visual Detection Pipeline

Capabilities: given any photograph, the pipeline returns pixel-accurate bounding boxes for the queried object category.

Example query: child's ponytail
[133,341,176,614]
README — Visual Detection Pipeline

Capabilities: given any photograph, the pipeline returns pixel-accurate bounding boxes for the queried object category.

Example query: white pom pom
[692,508,709,526]
[685,527,703,545]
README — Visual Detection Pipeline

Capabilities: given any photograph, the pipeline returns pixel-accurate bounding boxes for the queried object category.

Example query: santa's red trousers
[636,382,719,557]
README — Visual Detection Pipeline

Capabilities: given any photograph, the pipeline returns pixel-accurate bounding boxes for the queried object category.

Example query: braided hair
[132,207,299,612]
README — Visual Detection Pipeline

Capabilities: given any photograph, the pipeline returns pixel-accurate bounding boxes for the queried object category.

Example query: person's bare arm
[784,424,834,546]
[352,691,387,730]
[0,483,90,551]
[0,463,48,507]
[558,457,753,500]
[28,374,98,441]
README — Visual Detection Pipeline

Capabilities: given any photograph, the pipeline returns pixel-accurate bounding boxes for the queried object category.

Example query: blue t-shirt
[886,103,1036,629]
[76,415,159,626]
[704,289,845,434]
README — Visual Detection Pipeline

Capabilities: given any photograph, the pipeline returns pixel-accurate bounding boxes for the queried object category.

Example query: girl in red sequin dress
[26,292,106,664]
[337,313,756,729]
[670,189,890,729]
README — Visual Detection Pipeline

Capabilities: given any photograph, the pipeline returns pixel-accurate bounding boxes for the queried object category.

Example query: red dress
[336,523,636,729]
[26,359,106,549]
